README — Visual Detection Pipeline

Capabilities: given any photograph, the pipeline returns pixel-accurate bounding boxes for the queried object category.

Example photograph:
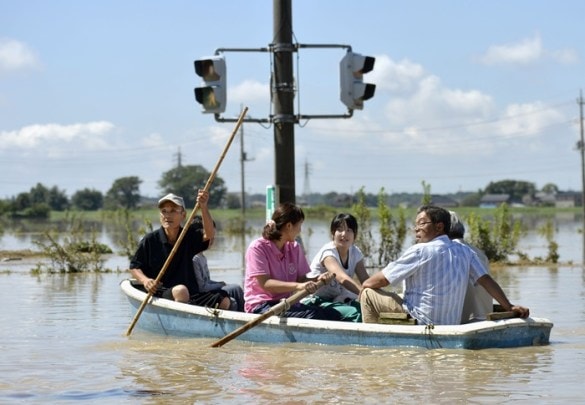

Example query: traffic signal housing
[194,56,226,114]
[339,52,376,110]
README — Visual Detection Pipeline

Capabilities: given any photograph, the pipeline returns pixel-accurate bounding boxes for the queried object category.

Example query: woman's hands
[301,272,335,293]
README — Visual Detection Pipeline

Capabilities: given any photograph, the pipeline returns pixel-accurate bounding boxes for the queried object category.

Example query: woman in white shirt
[305,213,370,322]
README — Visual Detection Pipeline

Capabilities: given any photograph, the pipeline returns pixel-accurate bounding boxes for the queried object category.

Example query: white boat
[120,279,553,349]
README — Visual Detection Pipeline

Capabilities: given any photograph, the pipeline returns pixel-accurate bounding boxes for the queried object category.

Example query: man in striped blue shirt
[360,205,530,325]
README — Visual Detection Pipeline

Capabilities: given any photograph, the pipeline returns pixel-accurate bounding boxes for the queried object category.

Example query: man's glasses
[160,208,183,215]
[412,221,433,230]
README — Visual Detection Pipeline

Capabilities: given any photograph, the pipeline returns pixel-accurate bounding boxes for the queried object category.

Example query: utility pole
[240,119,246,215]
[174,147,182,169]
[578,90,585,262]
[272,0,296,204]
[239,108,254,216]
[303,159,311,204]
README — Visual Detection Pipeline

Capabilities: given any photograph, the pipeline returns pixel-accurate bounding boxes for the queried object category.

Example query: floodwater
[1,216,584,404]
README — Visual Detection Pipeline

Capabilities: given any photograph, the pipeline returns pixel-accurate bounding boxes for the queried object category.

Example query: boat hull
[121,280,552,349]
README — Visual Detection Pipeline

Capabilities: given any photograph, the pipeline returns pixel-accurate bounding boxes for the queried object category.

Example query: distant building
[479,194,511,208]
[531,191,557,207]
[555,191,579,208]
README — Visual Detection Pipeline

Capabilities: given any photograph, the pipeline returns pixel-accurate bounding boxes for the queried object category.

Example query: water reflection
[114,338,557,403]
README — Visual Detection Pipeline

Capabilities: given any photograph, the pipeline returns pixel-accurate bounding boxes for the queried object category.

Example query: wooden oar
[210,279,326,348]
[486,311,519,321]
[125,106,249,336]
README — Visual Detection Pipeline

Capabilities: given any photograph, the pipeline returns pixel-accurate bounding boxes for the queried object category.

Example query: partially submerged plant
[33,216,112,273]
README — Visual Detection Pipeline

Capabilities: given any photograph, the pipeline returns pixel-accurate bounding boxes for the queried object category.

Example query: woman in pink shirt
[244,202,342,320]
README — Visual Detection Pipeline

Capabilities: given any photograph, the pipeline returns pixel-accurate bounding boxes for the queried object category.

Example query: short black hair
[330,213,358,237]
[417,205,451,234]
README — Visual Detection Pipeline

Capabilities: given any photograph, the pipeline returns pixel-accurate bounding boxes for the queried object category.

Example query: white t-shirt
[454,239,493,322]
[307,241,364,302]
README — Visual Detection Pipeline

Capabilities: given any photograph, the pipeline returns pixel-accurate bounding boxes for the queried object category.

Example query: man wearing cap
[129,189,226,305]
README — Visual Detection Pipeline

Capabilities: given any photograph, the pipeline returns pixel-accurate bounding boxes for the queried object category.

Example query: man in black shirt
[129,190,228,308]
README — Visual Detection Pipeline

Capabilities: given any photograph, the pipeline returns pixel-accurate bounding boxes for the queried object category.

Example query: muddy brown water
[1,218,584,403]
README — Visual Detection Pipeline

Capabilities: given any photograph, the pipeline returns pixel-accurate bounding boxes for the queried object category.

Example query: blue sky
[1,1,584,200]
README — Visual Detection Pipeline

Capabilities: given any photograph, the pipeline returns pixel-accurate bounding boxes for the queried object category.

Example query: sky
[1,1,584,200]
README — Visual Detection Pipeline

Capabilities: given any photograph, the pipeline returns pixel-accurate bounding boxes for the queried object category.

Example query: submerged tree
[351,187,375,267]
[420,180,432,205]
[377,188,407,265]
[465,203,523,262]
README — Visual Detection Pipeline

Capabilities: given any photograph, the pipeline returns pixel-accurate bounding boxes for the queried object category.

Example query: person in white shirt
[305,213,370,322]
[448,210,493,323]
[360,205,530,325]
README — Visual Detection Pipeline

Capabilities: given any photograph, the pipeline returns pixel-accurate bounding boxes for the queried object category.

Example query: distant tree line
[286,179,565,209]
[0,165,225,218]
[0,171,569,219]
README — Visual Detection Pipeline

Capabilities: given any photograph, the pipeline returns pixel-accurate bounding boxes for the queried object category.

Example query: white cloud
[0,38,40,72]
[496,102,566,137]
[383,74,494,131]
[369,55,425,94]
[366,54,568,157]
[478,34,578,66]
[230,79,270,103]
[479,35,543,65]
[370,55,495,140]
[0,121,115,150]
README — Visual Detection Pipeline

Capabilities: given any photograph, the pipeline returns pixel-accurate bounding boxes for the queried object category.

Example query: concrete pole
[239,115,246,216]
[272,0,296,204]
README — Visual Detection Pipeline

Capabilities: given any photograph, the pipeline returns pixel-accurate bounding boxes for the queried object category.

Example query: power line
[307,100,575,135]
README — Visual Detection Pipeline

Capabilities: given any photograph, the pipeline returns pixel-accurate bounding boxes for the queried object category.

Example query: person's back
[193,251,224,292]
[459,242,493,322]
[448,210,494,323]
[193,251,244,312]
[191,216,245,311]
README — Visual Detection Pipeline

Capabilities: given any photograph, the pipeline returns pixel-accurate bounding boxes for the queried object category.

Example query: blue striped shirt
[382,235,487,325]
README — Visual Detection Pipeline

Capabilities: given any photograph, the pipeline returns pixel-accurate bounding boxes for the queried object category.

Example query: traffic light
[339,52,376,110]
[193,56,226,114]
